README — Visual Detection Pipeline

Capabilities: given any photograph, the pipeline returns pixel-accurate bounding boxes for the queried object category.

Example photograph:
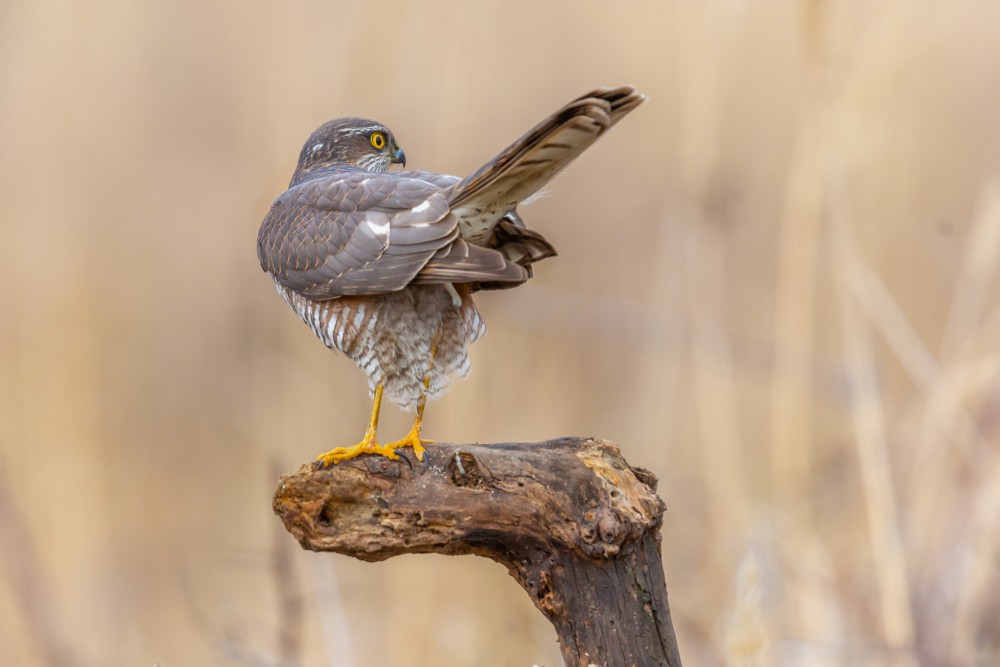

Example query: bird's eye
[370,132,386,149]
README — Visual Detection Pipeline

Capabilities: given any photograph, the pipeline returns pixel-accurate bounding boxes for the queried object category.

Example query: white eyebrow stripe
[340,126,383,136]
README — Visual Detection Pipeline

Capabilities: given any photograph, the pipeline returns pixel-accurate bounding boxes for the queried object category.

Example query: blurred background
[2,0,999,665]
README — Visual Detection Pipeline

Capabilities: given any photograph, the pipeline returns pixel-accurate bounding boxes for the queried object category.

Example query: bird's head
[291,117,406,183]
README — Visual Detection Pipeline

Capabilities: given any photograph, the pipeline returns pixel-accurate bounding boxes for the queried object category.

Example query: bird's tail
[447,86,646,245]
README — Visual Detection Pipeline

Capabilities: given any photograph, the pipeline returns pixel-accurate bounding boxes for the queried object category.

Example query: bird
[258,86,645,466]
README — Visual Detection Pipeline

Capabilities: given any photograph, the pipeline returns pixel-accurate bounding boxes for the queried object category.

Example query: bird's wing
[257,171,455,299]
[398,171,557,272]
[411,239,528,286]
[257,171,526,299]
[446,86,646,243]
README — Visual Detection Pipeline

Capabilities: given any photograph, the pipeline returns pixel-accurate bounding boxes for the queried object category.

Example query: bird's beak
[392,147,406,167]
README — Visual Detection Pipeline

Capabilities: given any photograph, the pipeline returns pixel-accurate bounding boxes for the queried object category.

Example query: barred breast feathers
[273,280,485,410]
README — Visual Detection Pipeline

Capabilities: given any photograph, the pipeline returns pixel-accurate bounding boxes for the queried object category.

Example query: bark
[273,436,682,667]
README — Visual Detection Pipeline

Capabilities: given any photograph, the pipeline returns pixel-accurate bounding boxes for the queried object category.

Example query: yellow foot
[384,427,433,462]
[315,436,400,468]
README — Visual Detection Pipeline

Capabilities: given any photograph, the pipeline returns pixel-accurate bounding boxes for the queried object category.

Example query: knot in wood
[448,450,487,487]
[523,560,562,616]
[578,506,624,557]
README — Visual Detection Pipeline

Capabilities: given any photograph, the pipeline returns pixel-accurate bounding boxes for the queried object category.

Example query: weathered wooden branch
[273,436,682,667]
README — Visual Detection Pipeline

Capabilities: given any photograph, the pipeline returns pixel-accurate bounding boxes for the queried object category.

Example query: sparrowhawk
[258,86,645,466]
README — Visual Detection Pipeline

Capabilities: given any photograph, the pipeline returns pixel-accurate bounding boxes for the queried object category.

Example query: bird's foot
[315,431,400,468]
[384,426,433,462]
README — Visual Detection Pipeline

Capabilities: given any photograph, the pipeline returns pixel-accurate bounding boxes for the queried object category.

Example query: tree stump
[273,436,683,667]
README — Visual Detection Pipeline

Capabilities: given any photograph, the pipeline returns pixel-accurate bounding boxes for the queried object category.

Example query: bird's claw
[314,437,400,468]
[395,449,416,471]
[383,429,431,463]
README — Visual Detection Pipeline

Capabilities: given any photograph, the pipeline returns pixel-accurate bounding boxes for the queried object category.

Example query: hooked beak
[391,147,406,167]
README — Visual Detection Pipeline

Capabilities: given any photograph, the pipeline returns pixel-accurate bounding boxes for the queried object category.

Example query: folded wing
[257,170,528,299]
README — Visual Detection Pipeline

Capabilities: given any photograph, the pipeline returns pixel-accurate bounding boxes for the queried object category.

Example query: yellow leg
[384,342,438,462]
[315,384,401,467]
[384,394,434,462]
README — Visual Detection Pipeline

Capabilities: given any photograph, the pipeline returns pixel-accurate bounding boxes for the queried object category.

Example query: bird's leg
[385,393,434,462]
[315,384,400,467]
[384,342,439,462]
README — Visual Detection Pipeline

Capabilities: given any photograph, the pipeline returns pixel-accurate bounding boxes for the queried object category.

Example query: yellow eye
[370,132,386,149]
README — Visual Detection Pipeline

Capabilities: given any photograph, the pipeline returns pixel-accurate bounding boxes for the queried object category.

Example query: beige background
[2,1,1000,665]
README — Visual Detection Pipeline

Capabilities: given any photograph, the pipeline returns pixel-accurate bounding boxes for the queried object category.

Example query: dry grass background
[1,0,999,665]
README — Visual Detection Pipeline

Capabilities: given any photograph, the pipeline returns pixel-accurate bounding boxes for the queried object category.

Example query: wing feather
[447,86,645,243]
[257,169,530,298]
[257,170,458,299]
[410,240,528,286]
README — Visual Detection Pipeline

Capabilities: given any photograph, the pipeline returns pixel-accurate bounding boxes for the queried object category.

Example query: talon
[315,439,401,467]
[314,385,402,466]
[396,450,415,472]
[315,445,354,468]
[315,444,367,468]
[384,426,431,462]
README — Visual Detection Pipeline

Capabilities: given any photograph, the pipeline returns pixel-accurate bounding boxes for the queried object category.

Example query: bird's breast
[274,280,485,410]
